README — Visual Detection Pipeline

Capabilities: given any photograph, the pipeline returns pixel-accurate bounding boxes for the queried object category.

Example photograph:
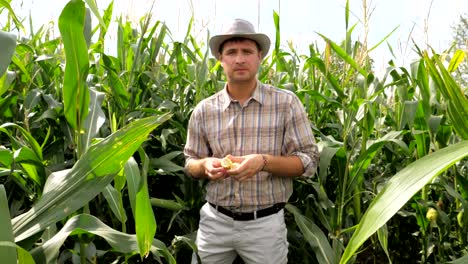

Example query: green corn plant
[0,0,24,32]
[11,114,173,261]
[421,50,468,140]
[340,140,468,264]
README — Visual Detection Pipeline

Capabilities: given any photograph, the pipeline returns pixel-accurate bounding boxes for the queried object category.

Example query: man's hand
[224,154,264,181]
[203,157,228,180]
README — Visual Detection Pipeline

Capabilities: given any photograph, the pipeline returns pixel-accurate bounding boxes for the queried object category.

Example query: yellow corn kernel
[221,157,233,169]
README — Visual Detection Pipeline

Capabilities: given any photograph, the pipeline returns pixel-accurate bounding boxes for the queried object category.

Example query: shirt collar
[221,80,265,111]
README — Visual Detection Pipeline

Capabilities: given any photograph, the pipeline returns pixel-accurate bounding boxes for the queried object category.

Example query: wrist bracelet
[261,154,267,171]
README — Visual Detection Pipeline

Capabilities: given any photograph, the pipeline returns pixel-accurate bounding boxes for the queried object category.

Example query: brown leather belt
[209,202,286,221]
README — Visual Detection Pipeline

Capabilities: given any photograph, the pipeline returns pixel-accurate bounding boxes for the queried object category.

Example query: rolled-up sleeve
[284,94,319,178]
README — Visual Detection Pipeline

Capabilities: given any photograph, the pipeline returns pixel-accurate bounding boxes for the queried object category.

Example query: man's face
[219,39,262,84]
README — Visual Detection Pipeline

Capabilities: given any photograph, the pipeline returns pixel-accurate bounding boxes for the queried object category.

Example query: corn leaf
[0,30,16,77]
[286,204,337,264]
[305,56,345,98]
[125,157,141,216]
[0,0,24,31]
[340,140,468,264]
[81,88,106,150]
[12,114,172,242]
[0,185,16,263]
[348,131,406,190]
[58,0,90,131]
[83,0,106,29]
[29,214,176,264]
[102,184,127,223]
[135,149,156,258]
[101,54,130,109]
[368,26,399,52]
[376,224,392,264]
[423,52,468,139]
[0,123,43,160]
[0,241,35,264]
[448,50,465,73]
[318,33,368,77]
[448,254,468,264]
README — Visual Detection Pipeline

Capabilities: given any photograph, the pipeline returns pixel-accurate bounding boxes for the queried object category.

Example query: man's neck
[227,80,257,105]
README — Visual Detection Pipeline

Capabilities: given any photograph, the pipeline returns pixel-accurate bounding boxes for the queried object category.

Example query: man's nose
[234,54,246,63]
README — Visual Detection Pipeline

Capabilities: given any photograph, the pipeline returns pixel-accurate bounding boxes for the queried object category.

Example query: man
[184,18,319,264]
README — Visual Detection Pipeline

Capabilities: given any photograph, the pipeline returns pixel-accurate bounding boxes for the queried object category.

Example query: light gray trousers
[192,202,288,264]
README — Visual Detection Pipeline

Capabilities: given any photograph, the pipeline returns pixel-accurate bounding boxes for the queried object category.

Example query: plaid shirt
[184,81,319,212]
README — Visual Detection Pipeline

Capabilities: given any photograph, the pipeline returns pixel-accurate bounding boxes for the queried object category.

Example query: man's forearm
[262,154,304,177]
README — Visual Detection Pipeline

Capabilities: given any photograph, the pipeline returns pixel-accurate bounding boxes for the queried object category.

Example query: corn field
[1,0,467,263]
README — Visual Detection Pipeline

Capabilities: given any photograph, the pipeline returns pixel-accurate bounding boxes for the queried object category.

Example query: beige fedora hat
[209,18,271,60]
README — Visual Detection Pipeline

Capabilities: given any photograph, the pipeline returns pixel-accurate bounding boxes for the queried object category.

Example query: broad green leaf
[415,60,431,121]
[399,101,419,130]
[0,148,13,167]
[135,149,156,257]
[14,147,42,167]
[448,255,468,264]
[12,114,172,242]
[286,204,336,264]
[447,49,465,73]
[81,88,106,150]
[42,169,70,195]
[376,224,392,264]
[0,30,16,77]
[58,0,90,131]
[317,144,341,185]
[0,185,16,263]
[29,214,175,264]
[14,147,43,187]
[340,140,468,264]
[423,52,468,139]
[125,157,141,216]
[102,184,127,223]
[0,241,35,264]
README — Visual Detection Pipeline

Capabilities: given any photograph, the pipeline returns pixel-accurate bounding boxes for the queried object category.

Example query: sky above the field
[7,0,468,73]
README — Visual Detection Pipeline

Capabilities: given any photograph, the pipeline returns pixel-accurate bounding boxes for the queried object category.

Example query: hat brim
[209,33,271,60]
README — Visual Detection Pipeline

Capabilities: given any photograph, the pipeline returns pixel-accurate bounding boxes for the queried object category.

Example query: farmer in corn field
[184,18,319,264]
